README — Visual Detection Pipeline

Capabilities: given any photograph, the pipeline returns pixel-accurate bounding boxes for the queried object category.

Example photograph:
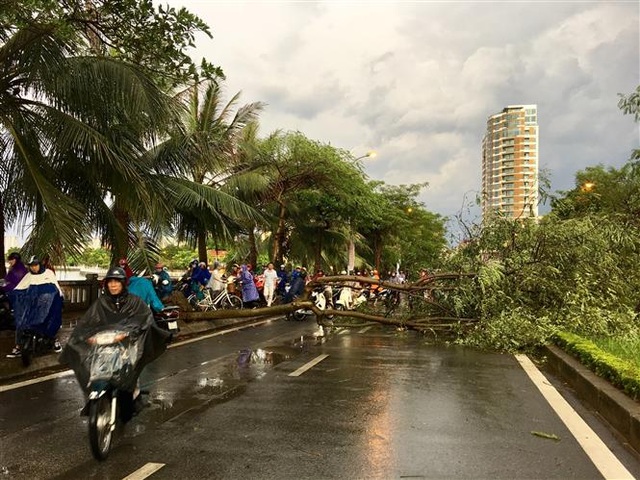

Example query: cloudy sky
[171,0,638,235]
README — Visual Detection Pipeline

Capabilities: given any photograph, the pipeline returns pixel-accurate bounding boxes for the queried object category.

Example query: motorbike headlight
[87,330,129,345]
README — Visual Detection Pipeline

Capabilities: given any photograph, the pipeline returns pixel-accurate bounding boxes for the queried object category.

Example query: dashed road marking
[516,354,634,480]
[0,369,73,393]
[358,326,373,334]
[288,354,330,377]
[122,462,165,480]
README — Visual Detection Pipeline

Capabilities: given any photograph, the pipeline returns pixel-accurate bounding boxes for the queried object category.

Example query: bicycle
[188,287,243,311]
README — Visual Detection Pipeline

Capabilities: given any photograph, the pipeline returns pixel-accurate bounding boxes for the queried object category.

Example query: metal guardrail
[59,274,101,311]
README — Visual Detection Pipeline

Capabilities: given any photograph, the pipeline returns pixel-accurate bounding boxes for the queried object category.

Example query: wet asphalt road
[1,318,639,480]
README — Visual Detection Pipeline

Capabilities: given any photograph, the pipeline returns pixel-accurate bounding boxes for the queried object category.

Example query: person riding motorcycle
[60,266,170,422]
[1,252,28,330]
[190,261,211,299]
[129,275,165,313]
[152,263,173,300]
[284,269,307,303]
[6,256,63,358]
[2,252,28,294]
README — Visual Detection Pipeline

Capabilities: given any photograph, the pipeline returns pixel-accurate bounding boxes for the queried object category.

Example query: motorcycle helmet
[7,252,21,261]
[27,255,40,266]
[104,266,127,281]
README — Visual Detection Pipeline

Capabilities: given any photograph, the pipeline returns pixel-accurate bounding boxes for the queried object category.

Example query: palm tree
[158,80,265,262]
[0,22,179,265]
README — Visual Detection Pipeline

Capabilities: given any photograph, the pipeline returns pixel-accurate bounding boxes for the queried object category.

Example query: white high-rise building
[482,105,539,220]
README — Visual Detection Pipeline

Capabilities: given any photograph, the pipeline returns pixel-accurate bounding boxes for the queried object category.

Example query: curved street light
[354,151,377,162]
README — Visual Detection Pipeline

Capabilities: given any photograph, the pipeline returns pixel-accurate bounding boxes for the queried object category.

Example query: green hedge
[553,331,640,399]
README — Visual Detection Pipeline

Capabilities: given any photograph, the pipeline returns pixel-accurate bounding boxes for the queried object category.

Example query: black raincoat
[60,292,170,393]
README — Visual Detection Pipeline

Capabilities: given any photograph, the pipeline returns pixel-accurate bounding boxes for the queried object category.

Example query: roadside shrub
[554,331,640,399]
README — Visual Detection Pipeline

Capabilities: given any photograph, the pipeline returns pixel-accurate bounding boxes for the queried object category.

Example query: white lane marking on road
[122,462,165,480]
[338,329,349,335]
[0,369,73,393]
[358,326,373,334]
[288,354,330,377]
[168,318,277,349]
[516,354,634,480]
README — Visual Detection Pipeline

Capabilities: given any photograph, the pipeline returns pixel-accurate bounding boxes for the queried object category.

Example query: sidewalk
[0,310,269,385]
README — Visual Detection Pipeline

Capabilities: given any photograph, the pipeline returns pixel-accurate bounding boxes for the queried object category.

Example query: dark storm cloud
[177,1,639,223]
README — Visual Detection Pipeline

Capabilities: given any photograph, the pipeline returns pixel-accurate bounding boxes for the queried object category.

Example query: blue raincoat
[12,268,63,338]
[128,277,164,313]
[240,265,259,303]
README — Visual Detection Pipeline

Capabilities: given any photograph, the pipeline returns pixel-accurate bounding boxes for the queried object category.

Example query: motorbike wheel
[222,296,243,310]
[89,394,114,461]
[20,334,33,367]
[293,309,307,321]
[187,294,199,311]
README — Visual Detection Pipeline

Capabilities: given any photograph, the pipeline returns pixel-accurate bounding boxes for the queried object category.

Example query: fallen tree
[181,273,478,333]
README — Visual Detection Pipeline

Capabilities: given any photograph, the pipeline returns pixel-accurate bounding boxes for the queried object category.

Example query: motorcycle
[18,329,55,367]
[287,286,334,321]
[83,328,136,460]
[351,287,395,311]
[153,306,180,336]
[333,285,354,311]
[61,302,169,461]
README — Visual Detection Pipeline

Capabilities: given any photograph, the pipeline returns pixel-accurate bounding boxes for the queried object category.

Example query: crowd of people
[178,260,427,310]
[1,250,435,359]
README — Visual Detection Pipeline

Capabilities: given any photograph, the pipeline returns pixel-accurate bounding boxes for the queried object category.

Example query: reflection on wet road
[1,319,639,480]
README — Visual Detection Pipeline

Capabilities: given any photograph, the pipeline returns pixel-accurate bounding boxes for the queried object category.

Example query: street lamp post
[347,151,376,273]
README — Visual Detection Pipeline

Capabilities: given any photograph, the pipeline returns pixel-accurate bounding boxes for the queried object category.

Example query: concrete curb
[543,344,640,453]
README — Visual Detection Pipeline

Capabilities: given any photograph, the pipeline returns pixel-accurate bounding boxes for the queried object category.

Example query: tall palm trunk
[197,230,207,263]
[373,232,382,272]
[313,227,323,273]
[248,227,258,268]
[272,201,287,265]
[113,199,130,262]
[0,197,6,277]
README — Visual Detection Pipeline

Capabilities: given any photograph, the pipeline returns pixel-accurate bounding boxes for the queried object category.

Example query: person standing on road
[207,261,225,298]
[262,263,278,307]
[240,264,259,308]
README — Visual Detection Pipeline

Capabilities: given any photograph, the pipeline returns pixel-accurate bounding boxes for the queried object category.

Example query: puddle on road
[137,337,317,429]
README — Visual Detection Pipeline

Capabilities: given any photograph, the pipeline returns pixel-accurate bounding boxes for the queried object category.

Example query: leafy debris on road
[531,430,561,441]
